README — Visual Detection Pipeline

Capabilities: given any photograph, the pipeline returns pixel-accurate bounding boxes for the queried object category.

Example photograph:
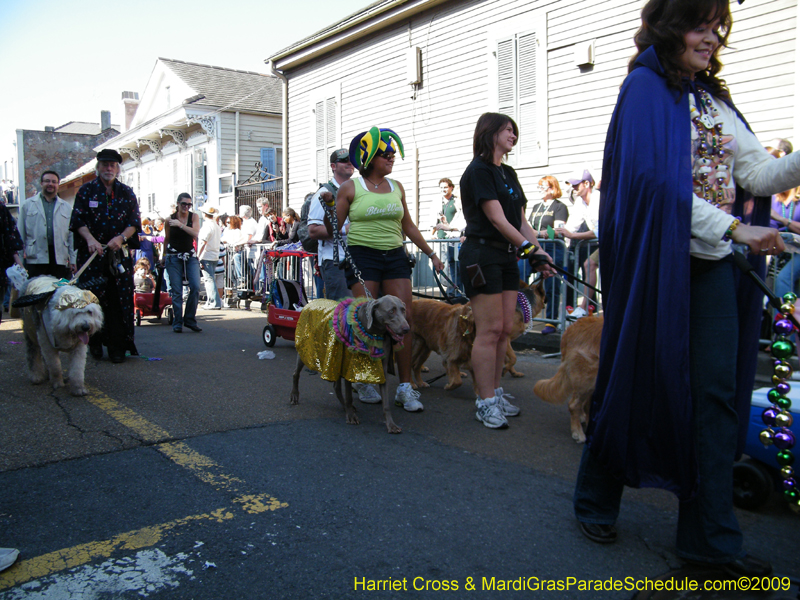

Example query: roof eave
[268,0,447,71]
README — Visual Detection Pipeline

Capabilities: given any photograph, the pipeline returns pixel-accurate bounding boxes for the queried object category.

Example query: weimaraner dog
[290,295,410,433]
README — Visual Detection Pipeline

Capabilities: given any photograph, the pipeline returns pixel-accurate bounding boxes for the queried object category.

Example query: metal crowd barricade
[568,238,601,315]
[223,245,252,308]
[527,237,569,334]
[404,238,465,300]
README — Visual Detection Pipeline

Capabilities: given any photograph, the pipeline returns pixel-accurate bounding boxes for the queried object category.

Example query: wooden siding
[218,112,282,181]
[283,0,797,227]
[725,0,797,142]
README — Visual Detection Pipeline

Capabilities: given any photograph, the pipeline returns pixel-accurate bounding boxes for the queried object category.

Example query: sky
[0,0,372,181]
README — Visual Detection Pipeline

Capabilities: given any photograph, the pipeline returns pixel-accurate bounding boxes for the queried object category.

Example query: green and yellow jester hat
[348,127,405,171]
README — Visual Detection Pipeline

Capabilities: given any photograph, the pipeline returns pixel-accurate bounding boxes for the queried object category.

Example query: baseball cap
[565,168,595,186]
[329,149,350,163]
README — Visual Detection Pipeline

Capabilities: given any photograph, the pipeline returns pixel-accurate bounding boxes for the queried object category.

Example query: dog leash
[69,248,102,285]
[321,198,374,300]
[431,269,469,305]
[530,256,602,296]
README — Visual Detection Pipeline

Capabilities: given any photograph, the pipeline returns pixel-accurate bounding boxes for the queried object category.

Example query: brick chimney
[121,91,140,132]
[100,110,112,131]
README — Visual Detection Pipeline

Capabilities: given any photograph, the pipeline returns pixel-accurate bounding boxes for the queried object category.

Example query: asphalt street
[0,306,798,599]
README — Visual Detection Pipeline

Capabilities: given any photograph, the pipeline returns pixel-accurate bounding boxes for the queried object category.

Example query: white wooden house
[92,58,283,217]
[267,0,798,229]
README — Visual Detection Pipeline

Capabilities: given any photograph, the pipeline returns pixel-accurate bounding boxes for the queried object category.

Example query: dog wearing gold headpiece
[19,276,104,396]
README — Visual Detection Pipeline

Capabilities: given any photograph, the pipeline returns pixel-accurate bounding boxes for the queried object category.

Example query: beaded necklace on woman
[690,88,731,209]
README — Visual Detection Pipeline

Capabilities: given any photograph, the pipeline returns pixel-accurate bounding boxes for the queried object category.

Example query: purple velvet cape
[587,46,768,501]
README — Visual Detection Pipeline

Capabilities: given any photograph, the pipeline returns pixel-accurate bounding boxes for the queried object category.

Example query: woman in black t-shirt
[459,113,554,429]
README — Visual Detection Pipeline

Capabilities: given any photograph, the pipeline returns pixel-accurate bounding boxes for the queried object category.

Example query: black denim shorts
[346,245,412,287]
[458,240,518,297]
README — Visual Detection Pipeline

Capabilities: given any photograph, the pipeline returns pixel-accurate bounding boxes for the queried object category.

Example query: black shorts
[346,245,412,287]
[458,240,518,297]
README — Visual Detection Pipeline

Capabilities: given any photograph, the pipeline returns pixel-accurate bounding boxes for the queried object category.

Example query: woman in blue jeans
[574,0,797,578]
[164,193,202,333]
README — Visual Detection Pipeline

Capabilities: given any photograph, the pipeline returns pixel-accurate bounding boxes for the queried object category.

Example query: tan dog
[411,281,545,390]
[290,295,410,433]
[410,300,475,390]
[533,315,603,443]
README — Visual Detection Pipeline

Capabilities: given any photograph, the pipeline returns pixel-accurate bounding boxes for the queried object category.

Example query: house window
[310,83,340,185]
[489,13,548,167]
[260,147,282,191]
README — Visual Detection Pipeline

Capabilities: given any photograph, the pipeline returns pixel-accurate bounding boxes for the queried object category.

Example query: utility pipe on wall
[235,111,240,187]
[268,60,288,210]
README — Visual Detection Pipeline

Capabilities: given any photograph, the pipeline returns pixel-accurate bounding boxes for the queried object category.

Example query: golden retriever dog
[290,295,410,433]
[533,315,603,443]
[410,281,545,390]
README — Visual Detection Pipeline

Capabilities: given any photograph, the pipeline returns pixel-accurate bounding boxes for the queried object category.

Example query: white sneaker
[475,397,509,429]
[0,548,19,572]
[353,382,382,404]
[495,387,520,417]
[568,307,588,319]
[395,384,424,412]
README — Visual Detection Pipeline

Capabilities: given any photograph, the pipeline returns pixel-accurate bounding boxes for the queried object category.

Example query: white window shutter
[517,31,539,162]
[496,37,516,162]
[315,101,327,185]
[326,97,337,164]
[490,13,547,168]
[314,96,339,185]
[497,37,515,118]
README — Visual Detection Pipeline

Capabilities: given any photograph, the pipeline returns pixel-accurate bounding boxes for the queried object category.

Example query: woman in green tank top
[325,127,444,419]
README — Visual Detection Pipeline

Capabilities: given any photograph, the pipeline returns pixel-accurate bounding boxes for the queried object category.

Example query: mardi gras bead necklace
[691,89,729,208]
[764,292,799,513]
[330,297,387,359]
[517,291,533,325]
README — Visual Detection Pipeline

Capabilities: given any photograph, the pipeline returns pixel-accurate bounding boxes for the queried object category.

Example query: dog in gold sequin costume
[291,295,409,433]
[20,276,104,396]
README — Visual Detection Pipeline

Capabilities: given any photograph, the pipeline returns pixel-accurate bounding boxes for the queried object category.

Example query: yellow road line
[158,441,246,493]
[0,388,290,590]
[0,508,233,590]
[85,387,170,442]
[85,387,287,503]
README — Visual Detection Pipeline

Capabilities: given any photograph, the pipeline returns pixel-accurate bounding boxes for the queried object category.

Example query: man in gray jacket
[18,171,75,279]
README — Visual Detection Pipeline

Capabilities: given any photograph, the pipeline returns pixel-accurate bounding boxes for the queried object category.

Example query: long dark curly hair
[629,0,733,99]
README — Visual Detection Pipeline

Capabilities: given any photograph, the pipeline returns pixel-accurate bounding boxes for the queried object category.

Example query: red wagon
[259,248,316,346]
[133,266,174,326]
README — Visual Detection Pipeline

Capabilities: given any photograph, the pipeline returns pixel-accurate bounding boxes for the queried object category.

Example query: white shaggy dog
[20,276,104,396]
